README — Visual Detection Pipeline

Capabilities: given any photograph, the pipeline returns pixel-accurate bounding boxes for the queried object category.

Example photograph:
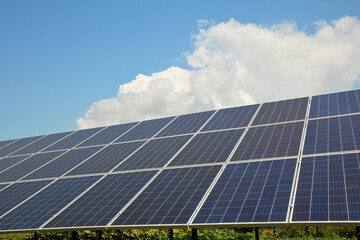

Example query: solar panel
[23,146,103,180]
[169,129,244,167]
[0,135,44,158]
[0,180,52,216]
[44,171,156,228]
[10,131,73,156]
[0,151,65,183]
[66,141,145,176]
[303,114,360,155]
[0,176,100,231]
[111,165,221,226]
[155,111,215,137]
[42,127,104,151]
[0,139,16,150]
[0,184,7,191]
[0,155,30,173]
[252,97,308,125]
[78,122,138,147]
[201,105,259,131]
[292,153,360,222]
[115,117,174,143]
[113,135,192,171]
[231,122,304,161]
[309,89,360,118]
[193,159,296,225]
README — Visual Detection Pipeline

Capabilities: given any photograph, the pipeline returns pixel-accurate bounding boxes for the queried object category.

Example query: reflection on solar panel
[169,129,244,167]
[193,159,296,224]
[78,122,138,147]
[252,97,308,125]
[42,127,104,151]
[0,180,51,216]
[0,184,7,191]
[0,139,16,150]
[156,111,215,137]
[23,146,103,180]
[66,141,145,176]
[0,176,100,231]
[231,122,304,161]
[115,117,174,143]
[114,135,192,171]
[201,105,259,131]
[292,153,360,222]
[0,151,65,183]
[112,165,221,226]
[303,114,360,155]
[44,171,156,228]
[309,89,360,118]
[0,135,43,158]
[0,155,30,173]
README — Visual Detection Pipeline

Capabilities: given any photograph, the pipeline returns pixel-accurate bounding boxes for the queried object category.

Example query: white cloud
[77,16,360,129]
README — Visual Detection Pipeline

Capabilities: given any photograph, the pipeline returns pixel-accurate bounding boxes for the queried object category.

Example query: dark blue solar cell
[114,135,191,171]
[0,155,31,173]
[193,159,296,224]
[0,139,16,150]
[42,127,104,151]
[155,111,215,137]
[201,105,259,131]
[115,117,174,143]
[169,129,244,166]
[0,184,7,191]
[309,89,360,118]
[66,141,145,176]
[0,180,51,216]
[231,122,304,161]
[111,165,221,226]
[0,176,100,231]
[303,114,360,155]
[0,151,65,183]
[78,122,138,147]
[23,146,103,180]
[44,171,156,228]
[10,131,73,156]
[0,135,44,158]
[252,97,308,125]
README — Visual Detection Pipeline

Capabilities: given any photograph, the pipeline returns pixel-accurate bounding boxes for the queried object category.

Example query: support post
[356,226,360,240]
[192,228,198,240]
[254,228,260,240]
[316,227,319,236]
[97,230,102,240]
[305,226,309,236]
[169,229,173,240]
[71,231,78,240]
[33,232,39,240]
[273,227,276,236]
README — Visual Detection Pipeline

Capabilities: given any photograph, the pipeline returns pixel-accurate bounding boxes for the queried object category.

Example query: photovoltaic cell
[0,139,16,150]
[23,146,103,180]
[155,111,215,137]
[252,97,308,126]
[0,180,51,216]
[0,151,65,183]
[169,129,244,167]
[42,127,104,151]
[0,155,30,173]
[201,105,259,131]
[0,184,7,191]
[0,135,44,158]
[66,141,145,176]
[193,159,296,224]
[78,122,138,147]
[309,89,360,119]
[111,165,221,226]
[115,117,174,143]
[113,135,192,171]
[44,171,156,228]
[0,176,100,231]
[231,122,304,161]
[10,131,73,156]
[303,114,360,155]
[292,153,360,222]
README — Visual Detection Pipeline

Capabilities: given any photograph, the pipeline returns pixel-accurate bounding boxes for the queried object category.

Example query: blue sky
[1,0,360,140]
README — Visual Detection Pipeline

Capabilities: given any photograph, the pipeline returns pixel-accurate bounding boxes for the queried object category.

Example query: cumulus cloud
[77,16,360,129]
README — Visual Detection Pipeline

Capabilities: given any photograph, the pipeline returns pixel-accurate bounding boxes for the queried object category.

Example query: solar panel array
[0,89,359,233]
